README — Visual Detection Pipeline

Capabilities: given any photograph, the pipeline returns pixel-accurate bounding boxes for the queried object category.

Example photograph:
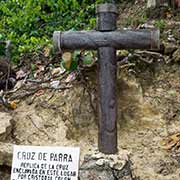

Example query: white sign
[11,145,80,180]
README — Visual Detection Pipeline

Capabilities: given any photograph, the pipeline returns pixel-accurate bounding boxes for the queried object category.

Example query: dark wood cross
[53,3,160,154]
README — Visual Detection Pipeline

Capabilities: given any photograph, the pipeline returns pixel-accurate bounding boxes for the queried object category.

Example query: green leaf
[61,59,78,72]
[31,63,36,71]
[83,52,94,65]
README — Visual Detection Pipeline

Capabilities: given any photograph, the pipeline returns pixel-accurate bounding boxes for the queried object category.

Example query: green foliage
[82,52,94,65]
[0,0,105,63]
[61,50,95,71]
[0,43,6,57]
[155,19,166,30]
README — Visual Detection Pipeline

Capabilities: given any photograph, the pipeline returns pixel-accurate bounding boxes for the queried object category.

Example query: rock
[172,48,180,62]
[0,142,13,167]
[0,113,13,141]
[79,149,133,180]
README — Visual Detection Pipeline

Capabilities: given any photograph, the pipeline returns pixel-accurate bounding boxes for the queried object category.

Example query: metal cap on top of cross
[53,3,160,154]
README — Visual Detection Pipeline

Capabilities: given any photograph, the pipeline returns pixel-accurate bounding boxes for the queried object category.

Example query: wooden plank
[97,3,117,154]
[98,47,117,154]
[53,30,160,51]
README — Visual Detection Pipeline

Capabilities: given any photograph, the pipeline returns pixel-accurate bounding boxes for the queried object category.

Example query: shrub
[0,0,105,62]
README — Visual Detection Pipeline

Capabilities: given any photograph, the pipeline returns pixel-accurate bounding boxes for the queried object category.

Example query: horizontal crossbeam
[53,29,160,51]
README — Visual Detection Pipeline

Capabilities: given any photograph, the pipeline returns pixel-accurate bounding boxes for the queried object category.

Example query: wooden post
[53,30,160,50]
[97,3,118,154]
[53,3,160,155]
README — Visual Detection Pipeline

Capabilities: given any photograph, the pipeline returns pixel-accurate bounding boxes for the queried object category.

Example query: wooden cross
[53,3,160,154]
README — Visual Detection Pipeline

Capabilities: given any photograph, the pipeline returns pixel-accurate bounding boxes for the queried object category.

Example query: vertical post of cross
[97,4,118,154]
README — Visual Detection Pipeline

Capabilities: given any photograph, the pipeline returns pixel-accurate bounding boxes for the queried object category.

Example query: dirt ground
[117,64,180,180]
[1,63,180,180]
